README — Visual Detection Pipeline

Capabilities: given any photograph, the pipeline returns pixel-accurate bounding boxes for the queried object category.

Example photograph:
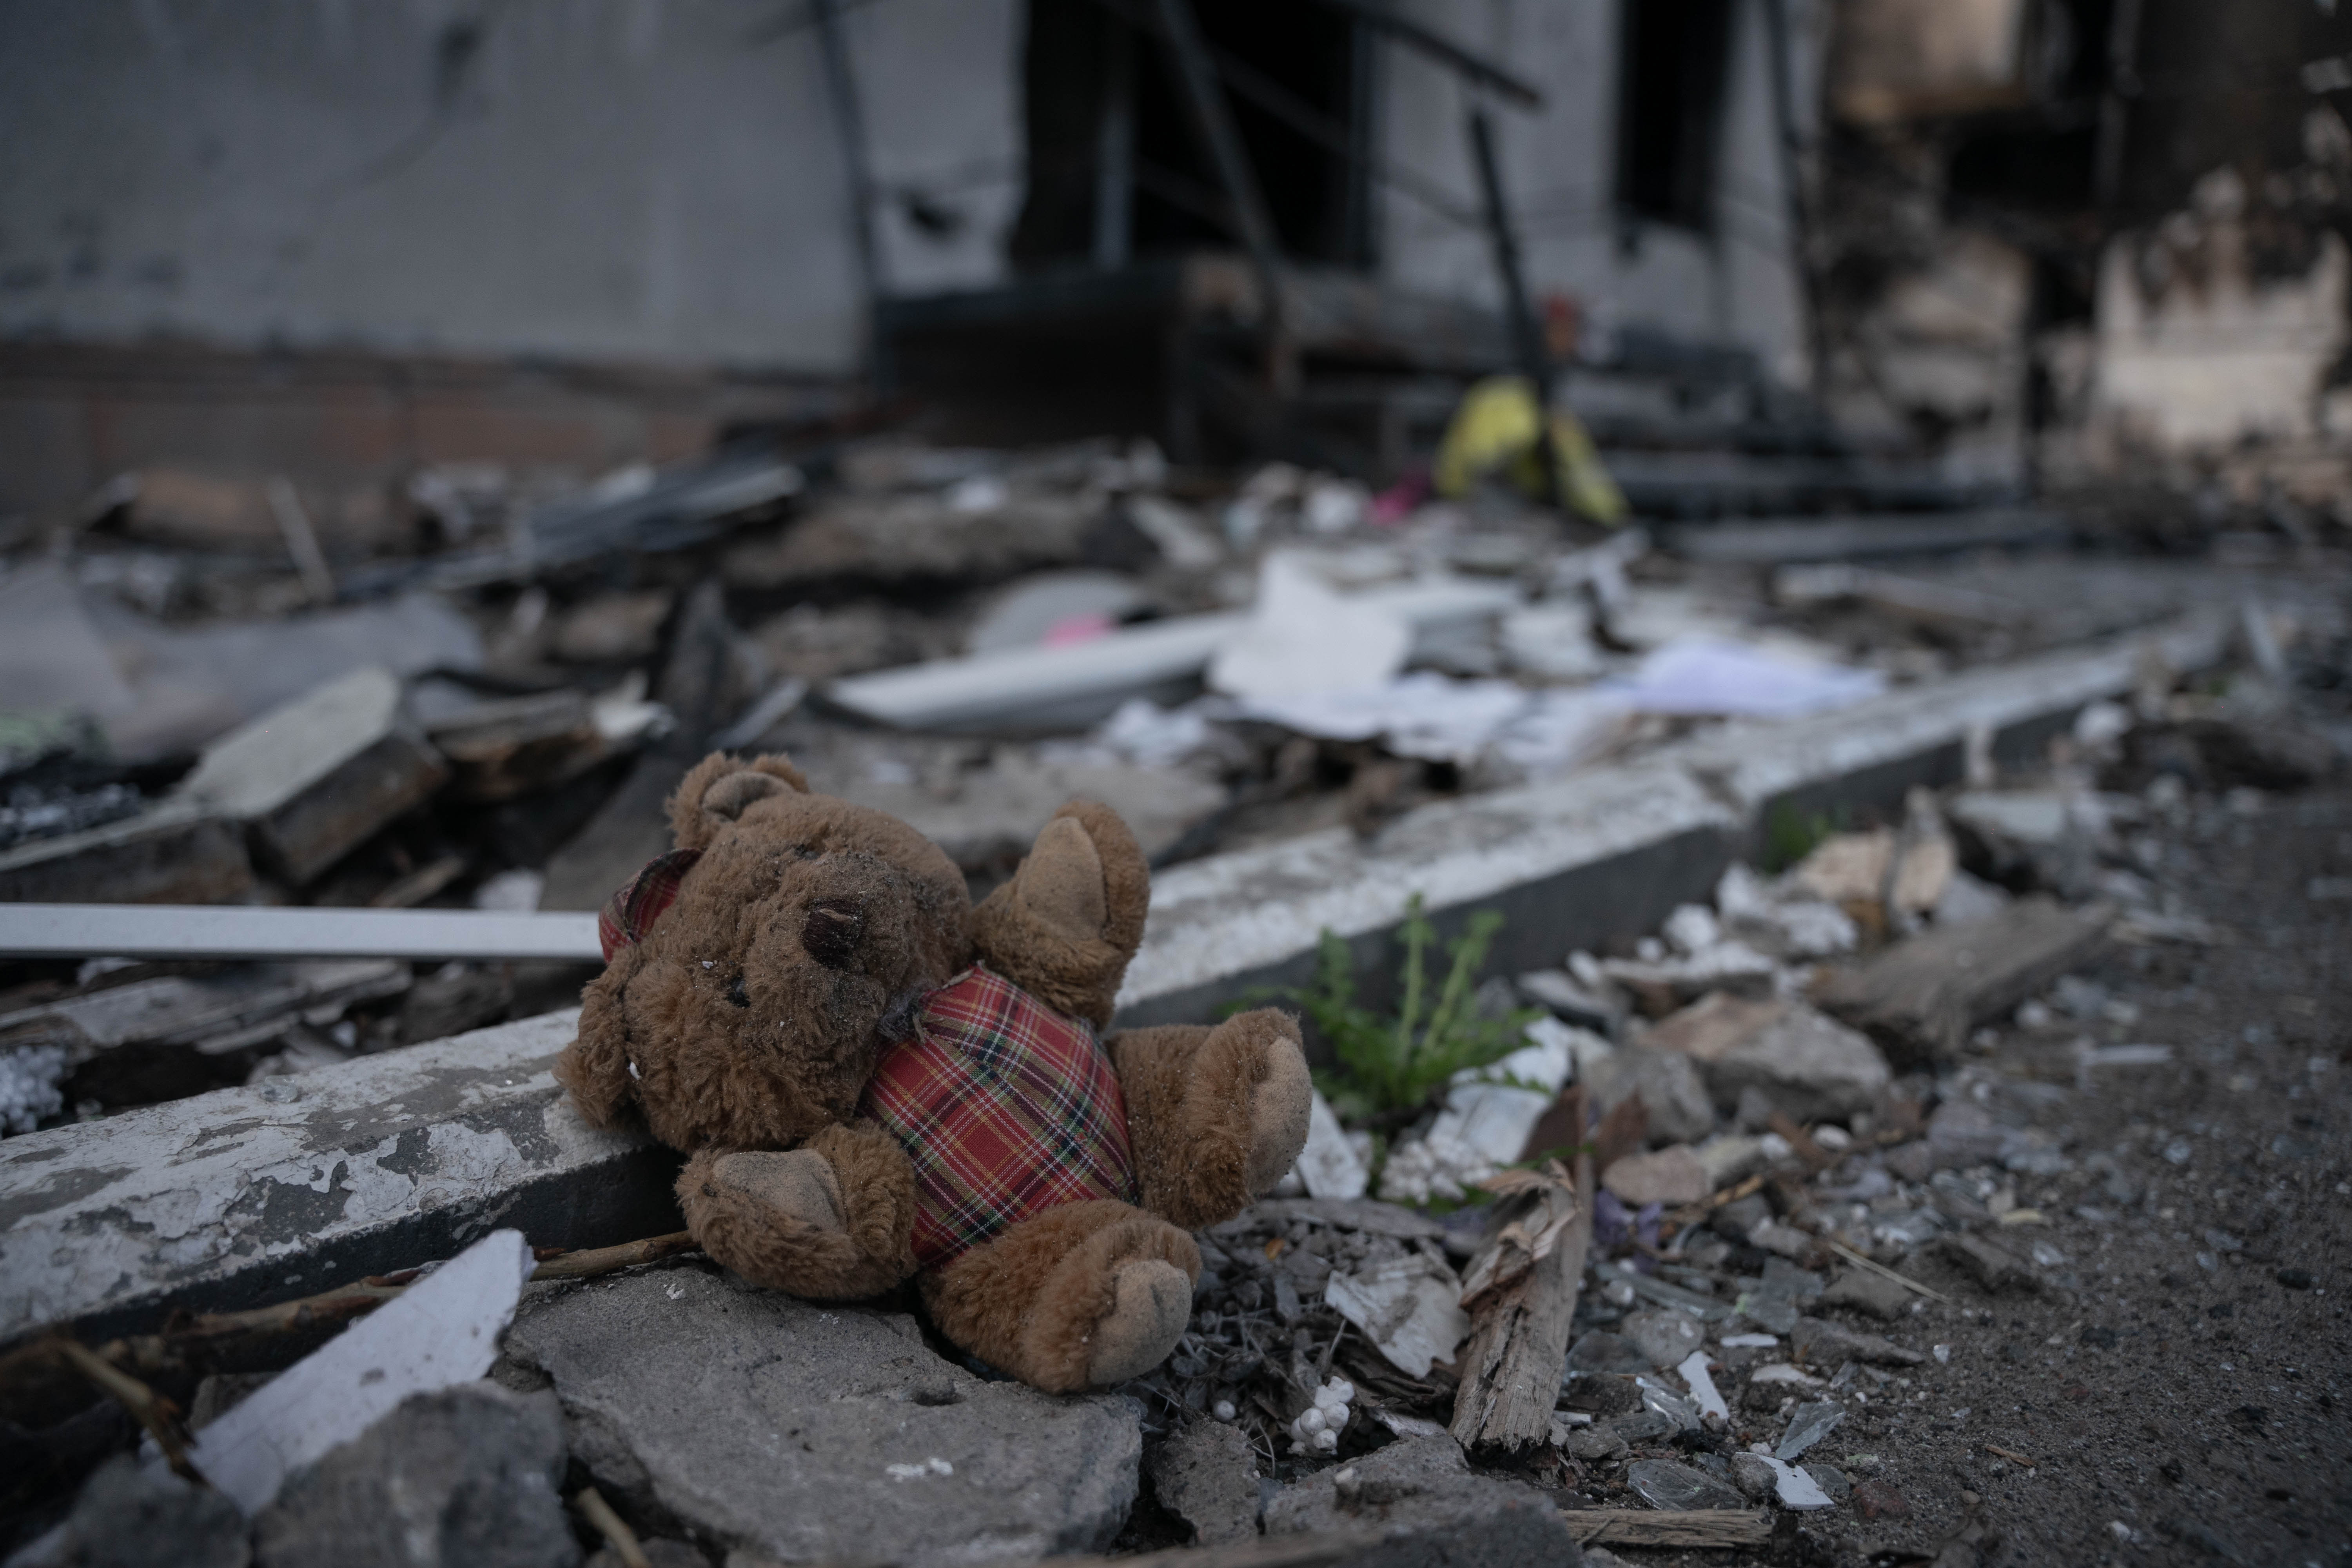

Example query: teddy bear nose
[801,899,864,969]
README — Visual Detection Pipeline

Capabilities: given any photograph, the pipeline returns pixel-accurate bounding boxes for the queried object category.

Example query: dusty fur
[922,1200,1201,1392]
[667,752,809,851]
[585,753,973,1152]
[558,751,1297,1393]
[1110,1009,1310,1229]
[677,1122,918,1299]
[972,800,1150,1028]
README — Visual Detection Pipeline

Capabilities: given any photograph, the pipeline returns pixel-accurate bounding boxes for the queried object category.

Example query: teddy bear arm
[675,1121,919,1300]
[1107,1009,1312,1231]
[971,800,1150,1029]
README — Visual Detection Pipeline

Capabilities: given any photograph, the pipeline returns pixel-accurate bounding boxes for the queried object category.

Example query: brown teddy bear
[555,751,1313,1393]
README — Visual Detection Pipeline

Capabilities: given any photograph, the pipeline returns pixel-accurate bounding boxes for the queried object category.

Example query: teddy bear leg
[1107,1008,1312,1231]
[920,1200,1201,1393]
[677,1122,918,1301]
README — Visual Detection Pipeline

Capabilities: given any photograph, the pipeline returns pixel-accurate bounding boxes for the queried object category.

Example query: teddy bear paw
[1240,1015,1314,1196]
[1083,1258,1193,1386]
[705,1148,846,1232]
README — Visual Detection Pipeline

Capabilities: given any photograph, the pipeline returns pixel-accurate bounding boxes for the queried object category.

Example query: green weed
[1281,894,1541,1126]
[1759,800,1844,874]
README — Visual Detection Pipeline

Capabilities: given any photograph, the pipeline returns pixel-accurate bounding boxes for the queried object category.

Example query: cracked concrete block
[1582,1046,1717,1146]
[1649,997,1892,1123]
[1262,1433,1580,1568]
[1147,1417,1260,1545]
[178,666,449,885]
[29,1453,250,1568]
[501,1268,1143,1568]
[0,1009,675,1340]
[252,1382,574,1568]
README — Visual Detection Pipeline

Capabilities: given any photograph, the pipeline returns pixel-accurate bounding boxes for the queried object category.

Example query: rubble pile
[0,573,2346,1565]
[12,421,2344,1138]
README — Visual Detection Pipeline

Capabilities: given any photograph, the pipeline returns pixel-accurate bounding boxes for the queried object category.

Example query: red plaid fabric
[597,848,704,961]
[862,965,1138,1269]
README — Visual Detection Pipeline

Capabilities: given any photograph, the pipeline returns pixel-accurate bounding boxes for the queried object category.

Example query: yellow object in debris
[1434,376,1628,524]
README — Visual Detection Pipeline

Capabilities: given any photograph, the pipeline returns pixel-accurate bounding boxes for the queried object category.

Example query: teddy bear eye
[724,975,750,1009]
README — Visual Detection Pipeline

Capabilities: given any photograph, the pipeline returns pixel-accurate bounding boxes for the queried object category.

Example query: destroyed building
[2,4,2348,1568]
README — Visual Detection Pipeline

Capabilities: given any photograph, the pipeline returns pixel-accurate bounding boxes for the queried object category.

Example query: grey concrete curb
[0,1009,681,1343]
[0,609,2230,1341]
[1114,607,2229,1025]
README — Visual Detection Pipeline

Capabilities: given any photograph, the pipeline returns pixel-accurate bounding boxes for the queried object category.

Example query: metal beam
[0,904,605,963]
[1466,106,1561,508]
[812,0,890,389]
[1152,0,1294,392]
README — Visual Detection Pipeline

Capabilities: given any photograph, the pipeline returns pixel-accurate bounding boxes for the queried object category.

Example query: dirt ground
[1629,783,2352,1568]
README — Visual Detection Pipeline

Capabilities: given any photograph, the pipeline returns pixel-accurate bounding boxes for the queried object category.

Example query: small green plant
[1759,800,1845,874]
[1283,894,1540,1126]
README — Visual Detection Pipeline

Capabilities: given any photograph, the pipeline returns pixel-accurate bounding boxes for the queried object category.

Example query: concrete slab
[0,612,2232,1339]
[0,1009,675,1342]
[503,1267,1142,1567]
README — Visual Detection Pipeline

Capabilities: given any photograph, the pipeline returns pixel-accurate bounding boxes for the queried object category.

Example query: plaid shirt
[863,965,1138,1269]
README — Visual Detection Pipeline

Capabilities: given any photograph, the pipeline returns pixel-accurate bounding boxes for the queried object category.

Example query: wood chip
[1560,1509,1773,1546]
[1452,1092,1589,1451]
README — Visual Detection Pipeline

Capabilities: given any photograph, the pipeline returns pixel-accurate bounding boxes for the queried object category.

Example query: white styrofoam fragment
[1676,1349,1730,1421]
[178,1229,534,1514]
[1295,1088,1368,1201]
[1754,1452,1835,1510]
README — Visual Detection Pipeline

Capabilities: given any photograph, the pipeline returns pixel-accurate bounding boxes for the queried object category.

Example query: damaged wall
[0,0,1022,374]
[2090,168,2350,454]
[1380,0,1817,383]
[2,0,1816,394]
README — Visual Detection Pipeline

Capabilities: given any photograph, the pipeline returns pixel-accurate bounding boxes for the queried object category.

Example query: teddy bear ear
[667,752,811,849]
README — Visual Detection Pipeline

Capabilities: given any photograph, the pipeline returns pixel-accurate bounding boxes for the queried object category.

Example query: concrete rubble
[500,1266,1144,1567]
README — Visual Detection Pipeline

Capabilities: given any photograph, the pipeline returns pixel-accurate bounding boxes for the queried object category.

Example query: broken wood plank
[0,801,254,906]
[0,961,408,1059]
[1044,1529,1385,1568]
[425,684,667,802]
[1451,1091,1590,1452]
[1813,895,2112,1066]
[0,904,603,962]
[1559,1509,1772,1547]
[177,666,449,884]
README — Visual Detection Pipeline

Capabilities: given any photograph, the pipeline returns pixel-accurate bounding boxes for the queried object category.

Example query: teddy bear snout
[801,898,865,969]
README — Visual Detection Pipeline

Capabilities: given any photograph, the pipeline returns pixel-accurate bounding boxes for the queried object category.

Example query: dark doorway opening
[1614,0,1735,233]
[1010,0,1372,272]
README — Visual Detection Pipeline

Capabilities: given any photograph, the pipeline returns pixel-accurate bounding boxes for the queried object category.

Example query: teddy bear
[555,751,1314,1393]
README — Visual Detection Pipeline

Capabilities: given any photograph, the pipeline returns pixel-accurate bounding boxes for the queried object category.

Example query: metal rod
[1466,105,1560,508]
[1151,0,1294,395]
[1094,16,1136,270]
[811,0,891,390]
[1304,0,1543,111]
[1760,0,1828,401]
[0,905,606,963]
